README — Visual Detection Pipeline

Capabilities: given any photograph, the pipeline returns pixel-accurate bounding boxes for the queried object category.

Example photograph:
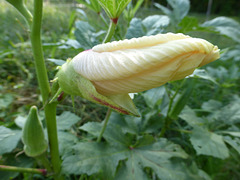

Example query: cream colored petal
[92,33,191,52]
[72,33,220,95]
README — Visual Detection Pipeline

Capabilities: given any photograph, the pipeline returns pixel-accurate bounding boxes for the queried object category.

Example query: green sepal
[57,60,140,116]
[22,106,48,157]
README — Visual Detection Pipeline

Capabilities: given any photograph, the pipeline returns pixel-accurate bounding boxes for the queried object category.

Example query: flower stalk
[97,109,112,142]
[0,165,47,176]
[103,20,117,43]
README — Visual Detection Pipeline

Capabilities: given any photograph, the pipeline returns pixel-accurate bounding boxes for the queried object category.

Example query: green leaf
[143,86,166,108]
[202,17,240,43]
[108,112,141,135]
[57,111,81,131]
[64,39,82,49]
[201,99,222,112]
[154,0,190,25]
[223,136,240,155]
[179,106,205,127]
[115,159,148,180]
[190,127,229,159]
[167,159,211,180]
[0,126,21,155]
[79,122,101,137]
[62,142,127,178]
[154,3,171,16]
[140,110,164,133]
[0,93,14,109]
[98,0,132,18]
[220,131,240,138]
[125,18,144,38]
[122,139,188,180]
[62,138,189,179]
[126,15,170,39]
[14,115,26,128]
[47,58,66,66]
[221,45,240,62]
[58,131,79,155]
[167,0,190,21]
[74,20,104,49]
[204,96,240,125]
[142,15,170,35]
[189,69,218,85]
[178,16,200,33]
[80,121,133,146]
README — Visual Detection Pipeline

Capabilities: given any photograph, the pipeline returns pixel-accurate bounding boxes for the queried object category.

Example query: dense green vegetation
[1,0,240,179]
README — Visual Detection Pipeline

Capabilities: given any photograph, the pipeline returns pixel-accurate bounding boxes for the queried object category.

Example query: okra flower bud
[57,33,220,116]
[22,106,48,157]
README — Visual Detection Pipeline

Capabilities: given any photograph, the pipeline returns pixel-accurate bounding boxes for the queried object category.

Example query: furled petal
[72,33,220,95]
[57,61,140,116]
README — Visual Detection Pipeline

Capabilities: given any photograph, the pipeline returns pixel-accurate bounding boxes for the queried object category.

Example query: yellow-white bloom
[57,33,219,116]
[72,33,219,95]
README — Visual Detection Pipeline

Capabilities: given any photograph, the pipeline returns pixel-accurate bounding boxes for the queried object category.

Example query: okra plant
[1,0,240,179]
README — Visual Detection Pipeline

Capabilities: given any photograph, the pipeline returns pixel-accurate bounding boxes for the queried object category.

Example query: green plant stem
[44,103,63,180]
[30,0,50,104]
[17,3,32,26]
[159,90,178,137]
[36,153,53,173]
[159,82,185,137]
[30,0,63,179]
[99,13,108,28]
[0,165,46,175]
[103,20,117,43]
[97,109,112,142]
[6,0,32,27]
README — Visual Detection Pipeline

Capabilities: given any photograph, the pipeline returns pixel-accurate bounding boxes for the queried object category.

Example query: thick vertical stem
[30,0,63,179]
[44,103,63,180]
[30,0,49,104]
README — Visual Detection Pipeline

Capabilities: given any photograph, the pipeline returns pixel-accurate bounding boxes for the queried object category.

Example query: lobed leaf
[62,142,127,177]
[202,17,240,43]
[223,136,240,155]
[122,138,188,180]
[126,15,169,39]
[57,111,81,131]
[143,86,166,109]
[190,127,229,159]
[155,0,190,25]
